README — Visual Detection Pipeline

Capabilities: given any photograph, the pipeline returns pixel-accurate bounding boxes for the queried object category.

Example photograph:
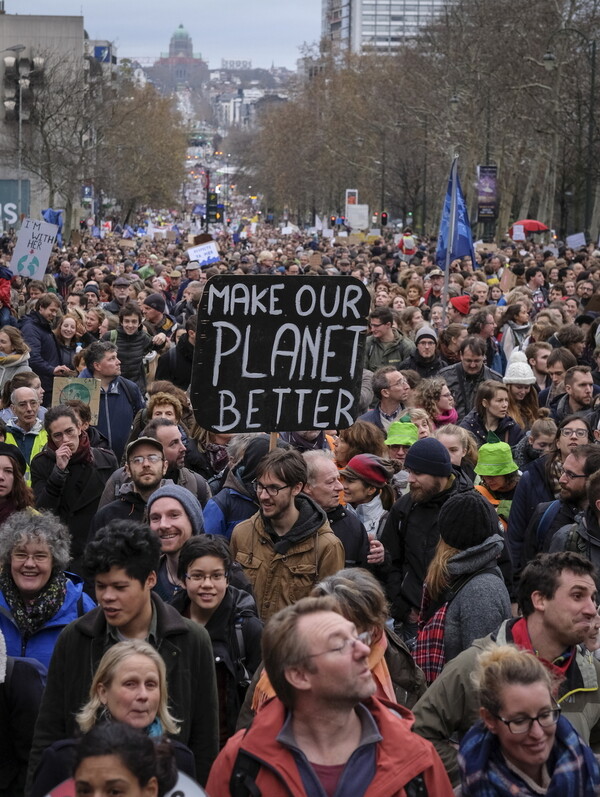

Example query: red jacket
[206,695,453,797]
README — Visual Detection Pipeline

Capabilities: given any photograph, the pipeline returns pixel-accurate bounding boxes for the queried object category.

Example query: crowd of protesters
[1,223,600,795]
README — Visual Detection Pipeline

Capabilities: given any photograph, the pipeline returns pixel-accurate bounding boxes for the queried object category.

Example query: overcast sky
[13,1,322,69]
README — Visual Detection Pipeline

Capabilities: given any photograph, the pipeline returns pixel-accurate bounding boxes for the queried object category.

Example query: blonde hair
[407,407,433,434]
[76,640,180,735]
[474,645,556,716]
[425,539,460,600]
[434,423,478,467]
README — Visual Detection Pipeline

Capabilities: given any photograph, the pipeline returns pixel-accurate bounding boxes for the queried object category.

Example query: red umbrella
[508,219,549,235]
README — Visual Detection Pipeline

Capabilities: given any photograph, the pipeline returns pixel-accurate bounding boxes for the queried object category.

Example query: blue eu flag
[435,157,476,270]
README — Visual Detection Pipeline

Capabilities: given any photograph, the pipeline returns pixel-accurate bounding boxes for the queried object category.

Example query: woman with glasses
[171,535,262,747]
[458,645,600,795]
[508,415,593,577]
[0,510,95,670]
[30,405,118,575]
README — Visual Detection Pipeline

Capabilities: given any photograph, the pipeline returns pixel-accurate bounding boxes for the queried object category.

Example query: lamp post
[4,45,26,225]
[544,29,596,241]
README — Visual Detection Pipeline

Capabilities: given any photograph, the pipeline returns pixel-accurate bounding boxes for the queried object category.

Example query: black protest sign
[191,275,371,433]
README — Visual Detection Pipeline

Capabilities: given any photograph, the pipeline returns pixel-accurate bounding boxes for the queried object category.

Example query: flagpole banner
[477,165,498,221]
[436,158,476,270]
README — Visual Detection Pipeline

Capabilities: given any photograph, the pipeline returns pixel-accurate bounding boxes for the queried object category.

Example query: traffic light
[330,215,336,227]
[381,212,388,227]
[207,192,219,224]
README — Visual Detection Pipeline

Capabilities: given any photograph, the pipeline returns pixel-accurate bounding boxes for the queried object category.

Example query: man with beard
[398,326,448,379]
[90,436,169,532]
[552,365,594,421]
[521,445,600,566]
[230,449,344,622]
[380,438,495,637]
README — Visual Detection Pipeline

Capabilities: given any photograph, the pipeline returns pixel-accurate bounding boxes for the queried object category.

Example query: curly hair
[148,392,183,422]
[83,519,160,583]
[415,377,449,420]
[0,510,70,571]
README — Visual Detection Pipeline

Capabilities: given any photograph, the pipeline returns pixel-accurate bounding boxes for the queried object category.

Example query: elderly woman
[458,646,600,796]
[30,640,195,797]
[0,510,95,670]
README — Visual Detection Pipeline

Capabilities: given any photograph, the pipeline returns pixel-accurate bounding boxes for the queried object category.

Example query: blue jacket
[507,454,555,570]
[0,574,95,670]
[79,368,145,461]
[357,404,386,431]
[20,311,61,398]
[204,487,258,540]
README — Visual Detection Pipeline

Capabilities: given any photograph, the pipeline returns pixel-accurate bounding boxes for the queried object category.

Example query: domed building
[147,24,209,92]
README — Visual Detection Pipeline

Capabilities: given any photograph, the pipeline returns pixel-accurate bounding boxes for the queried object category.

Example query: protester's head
[517,552,597,633]
[311,568,389,643]
[564,365,593,410]
[546,348,578,388]
[84,519,160,586]
[335,420,387,468]
[339,453,395,509]
[303,450,343,511]
[76,639,179,735]
[404,437,452,502]
[0,442,32,510]
[371,366,409,404]
[528,418,557,454]
[73,722,177,797]
[459,336,487,375]
[44,404,82,454]
[10,386,40,430]
[555,414,593,459]
[35,293,61,323]
[147,393,183,425]
[142,419,186,470]
[262,596,374,709]
[146,483,204,559]
[83,341,121,380]
[475,380,509,422]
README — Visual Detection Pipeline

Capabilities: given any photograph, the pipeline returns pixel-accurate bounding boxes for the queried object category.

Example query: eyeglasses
[12,551,51,563]
[369,322,384,329]
[253,480,290,497]
[560,428,588,439]
[305,631,372,659]
[185,571,227,583]
[492,703,561,735]
[559,464,586,480]
[129,454,164,465]
[388,379,408,388]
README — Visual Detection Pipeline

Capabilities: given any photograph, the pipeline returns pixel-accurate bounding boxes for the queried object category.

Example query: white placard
[322,229,334,239]
[512,224,526,241]
[567,232,587,249]
[282,226,294,235]
[345,203,370,230]
[185,241,220,267]
[9,218,58,281]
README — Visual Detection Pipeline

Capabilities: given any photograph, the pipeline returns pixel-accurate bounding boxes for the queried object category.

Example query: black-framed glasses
[492,702,561,734]
[559,464,586,480]
[253,479,289,497]
[305,631,372,660]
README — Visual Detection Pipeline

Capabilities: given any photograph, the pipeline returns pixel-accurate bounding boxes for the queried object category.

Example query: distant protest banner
[191,276,371,433]
[186,241,220,267]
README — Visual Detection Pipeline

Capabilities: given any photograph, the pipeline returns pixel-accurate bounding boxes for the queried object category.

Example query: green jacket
[364,329,415,373]
[412,619,600,785]
[26,593,218,788]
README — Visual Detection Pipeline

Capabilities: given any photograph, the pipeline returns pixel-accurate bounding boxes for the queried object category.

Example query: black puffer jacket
[398,351,448,379]
[101,327,154,392]
[155,333,194,391]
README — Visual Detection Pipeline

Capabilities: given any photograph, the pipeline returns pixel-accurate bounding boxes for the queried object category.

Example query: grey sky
[12,1,322,69]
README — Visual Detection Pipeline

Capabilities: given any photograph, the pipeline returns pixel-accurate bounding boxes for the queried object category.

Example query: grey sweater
[443,535,512,662]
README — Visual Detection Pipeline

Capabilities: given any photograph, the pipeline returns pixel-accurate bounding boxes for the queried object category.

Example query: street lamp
[4,44,26,226]
[544,29,596,241]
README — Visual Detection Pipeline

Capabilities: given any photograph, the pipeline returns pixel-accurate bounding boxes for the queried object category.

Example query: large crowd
[1,225,600,795]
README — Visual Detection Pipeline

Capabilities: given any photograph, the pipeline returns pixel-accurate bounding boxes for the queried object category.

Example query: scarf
[458,716,600,796]
[46,429,93,465]
[434,407,459,427]
[0,569,66,640]
[205,441,229,475]
[0,352,24,365]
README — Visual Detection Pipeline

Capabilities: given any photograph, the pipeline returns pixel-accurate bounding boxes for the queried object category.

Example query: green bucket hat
[474,441,519,476]
[385,421,419,447]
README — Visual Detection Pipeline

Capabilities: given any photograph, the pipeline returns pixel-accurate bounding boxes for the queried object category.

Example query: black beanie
[404,438,452,477]
[439,492,498,550]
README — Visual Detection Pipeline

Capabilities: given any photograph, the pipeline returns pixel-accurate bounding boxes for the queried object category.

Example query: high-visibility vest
[4,429,48,486]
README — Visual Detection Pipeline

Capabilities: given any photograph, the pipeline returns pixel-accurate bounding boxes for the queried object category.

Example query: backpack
[565,524,588,555]
[535,500,562,551]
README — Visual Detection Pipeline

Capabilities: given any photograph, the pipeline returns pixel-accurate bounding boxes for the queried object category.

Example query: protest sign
[9,218,58,281]
[512,224,525,241]
[51,378,101,425]
[500,269,517,293]
[185,241,220,267]
[566,232,587,249]
[191,276,371,433]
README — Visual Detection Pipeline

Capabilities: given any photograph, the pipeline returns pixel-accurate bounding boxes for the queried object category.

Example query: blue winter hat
[404,437,452,477]
[146,484,204,535]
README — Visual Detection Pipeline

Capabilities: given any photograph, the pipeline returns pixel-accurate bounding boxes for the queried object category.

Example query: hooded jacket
[0,352,31,392]
[507,454,555,571]
[20,311,62,398]
[412,618,600,786]
[441,536,511,662]
[155,332,195,391]
[230,494,345,622]
[206,695,454,797]
[364,329,415,373]
[203,468,259,540]
[459,409,524,448]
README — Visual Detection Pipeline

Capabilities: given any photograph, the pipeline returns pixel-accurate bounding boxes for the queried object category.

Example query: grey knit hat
[146,484,204,535]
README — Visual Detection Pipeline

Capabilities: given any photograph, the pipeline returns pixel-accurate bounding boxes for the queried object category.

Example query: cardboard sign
[166,230,177,241]
[499,269,517,293]
[51,377,101,425]
[191,276,371,433]
[566,232,587,250]
[9,218,58,281]
[70,230,81,247]
[186,241,220,267]
[193,234,213,245]
[309,252,323,267]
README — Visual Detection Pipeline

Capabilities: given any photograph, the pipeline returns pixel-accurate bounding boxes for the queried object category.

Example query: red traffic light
[381,212,388,226]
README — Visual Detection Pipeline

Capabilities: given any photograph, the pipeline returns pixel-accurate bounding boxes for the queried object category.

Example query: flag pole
[441,155,459,327]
